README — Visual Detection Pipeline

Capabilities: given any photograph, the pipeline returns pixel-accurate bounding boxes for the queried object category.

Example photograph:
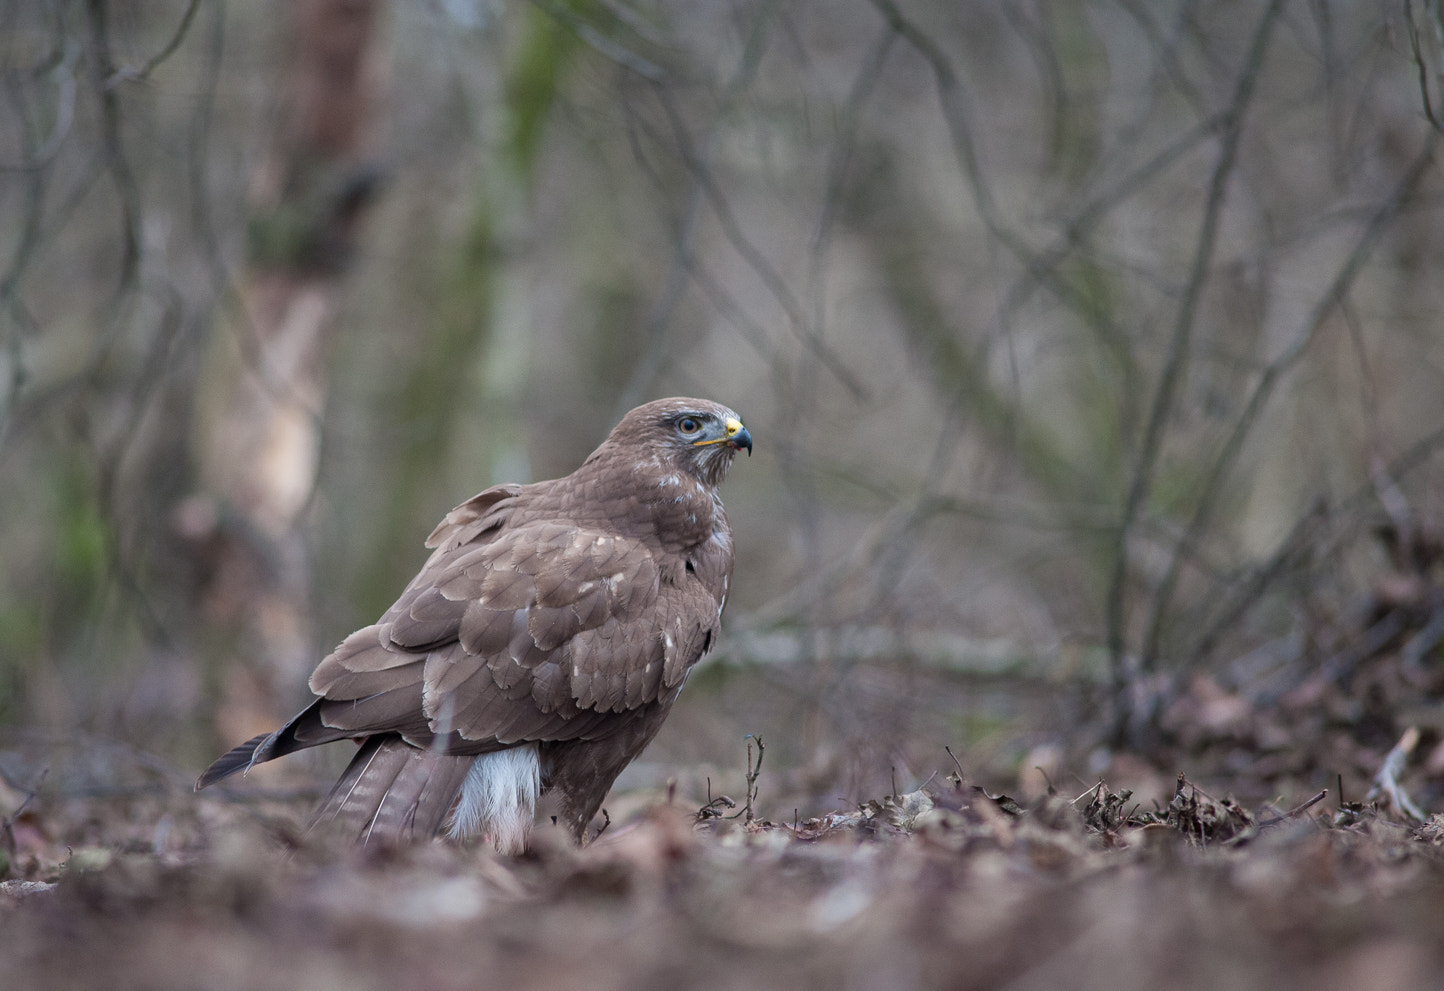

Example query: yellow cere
[692,416,745,446]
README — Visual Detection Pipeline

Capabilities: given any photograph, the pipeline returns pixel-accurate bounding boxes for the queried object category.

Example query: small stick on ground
[726,736,765,823]
[1257,789,1328,830]
[945,746,966,781]
[743,736,764,823]
[697,777,736,821]
[1368,726,1426,821]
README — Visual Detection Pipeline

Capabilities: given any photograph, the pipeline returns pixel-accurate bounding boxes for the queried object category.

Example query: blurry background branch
[1107,0,1282,716]
[185,0,384,751]
[1,0,1443,805]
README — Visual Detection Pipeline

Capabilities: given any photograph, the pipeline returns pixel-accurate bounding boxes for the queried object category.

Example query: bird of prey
[197,397,751,853]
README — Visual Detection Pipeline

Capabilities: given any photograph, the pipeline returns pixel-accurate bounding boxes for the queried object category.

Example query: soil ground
[5,689,1444,991]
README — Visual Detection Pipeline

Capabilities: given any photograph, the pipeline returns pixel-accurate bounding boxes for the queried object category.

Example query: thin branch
[1106,0,1284,701]
[811,25,896,258]
[615,0,808,413]
[652,86,868,402]
[1189,416,1444,670]
[1255,789,1328,830]
[1143,131,1439,669]
[867,0,1023,257]
[105,0,205,87]
[1407,0,1444,133]
[722,736,766,823]
[0,42,79,172]
[1113,0,1210,117]
[85,0,142,299]
[0,90,51,447]
[1367,727,1426,821]
[533,0,663,80]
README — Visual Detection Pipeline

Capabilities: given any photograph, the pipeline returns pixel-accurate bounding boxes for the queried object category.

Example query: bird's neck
[571,450,722,553]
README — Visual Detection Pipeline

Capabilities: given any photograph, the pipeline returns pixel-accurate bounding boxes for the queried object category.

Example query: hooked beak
[693,416,753,455]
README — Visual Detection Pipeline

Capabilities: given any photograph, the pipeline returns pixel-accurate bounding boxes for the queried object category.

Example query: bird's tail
[308,735,474,845]
[195,700,343,791]
[194,733,274,790]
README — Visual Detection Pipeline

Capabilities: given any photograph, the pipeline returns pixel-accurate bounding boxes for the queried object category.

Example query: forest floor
[9,547,1444,991]
[5,701,1444,991]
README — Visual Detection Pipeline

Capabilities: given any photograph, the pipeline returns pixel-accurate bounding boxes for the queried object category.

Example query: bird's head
[604,397,752,488]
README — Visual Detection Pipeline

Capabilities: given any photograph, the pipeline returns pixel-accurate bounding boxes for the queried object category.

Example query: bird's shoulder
[309,467,733,730]
[424,482,525,553]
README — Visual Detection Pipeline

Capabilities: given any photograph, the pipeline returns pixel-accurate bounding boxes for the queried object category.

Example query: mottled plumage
[197,398,751,852]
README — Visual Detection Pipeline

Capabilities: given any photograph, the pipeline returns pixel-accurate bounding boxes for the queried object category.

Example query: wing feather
[424,485,522,552]
[305,504,716,753]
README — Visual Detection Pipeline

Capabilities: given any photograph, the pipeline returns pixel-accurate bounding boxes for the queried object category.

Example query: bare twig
[0,42,78,171]
[1190,419,1444,670]
[651,87,867,403]
[85,0,142,298]
[743,736,764,824]
[105,0,204,87]
[944,745,966,782]
[867,0,1016,253]
[614,0,863,414]
[1154,132,1440,673]
[1406,0,1444,133]
[1367,727,1426,822]
[697,777,736,821]
[534,0,664,81]
[982,109,1230,363]
[1071,780,1106,807]
[810,25,897,257]
[1256,789,1328,830]
[725,736,766,824]
[1108,0,1284,701]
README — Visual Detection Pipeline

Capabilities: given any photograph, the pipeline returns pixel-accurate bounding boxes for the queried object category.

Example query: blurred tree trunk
[188,0,384,748]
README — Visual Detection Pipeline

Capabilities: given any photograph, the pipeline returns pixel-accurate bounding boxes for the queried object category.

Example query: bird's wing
[305,508,719,750]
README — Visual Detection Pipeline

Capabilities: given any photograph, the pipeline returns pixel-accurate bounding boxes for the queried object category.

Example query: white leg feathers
[446,744,541,854]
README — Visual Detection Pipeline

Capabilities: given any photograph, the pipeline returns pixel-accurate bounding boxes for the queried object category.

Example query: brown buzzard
[197,398,751,852]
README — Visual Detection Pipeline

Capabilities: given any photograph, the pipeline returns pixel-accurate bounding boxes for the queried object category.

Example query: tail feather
[309,736,473,845]
[194,733,274,790]
[307,735,397,830]
[201,721,533,850]
[195,700,341,791]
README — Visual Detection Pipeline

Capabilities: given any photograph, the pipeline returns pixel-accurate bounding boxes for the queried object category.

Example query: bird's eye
[678,416,702,434]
